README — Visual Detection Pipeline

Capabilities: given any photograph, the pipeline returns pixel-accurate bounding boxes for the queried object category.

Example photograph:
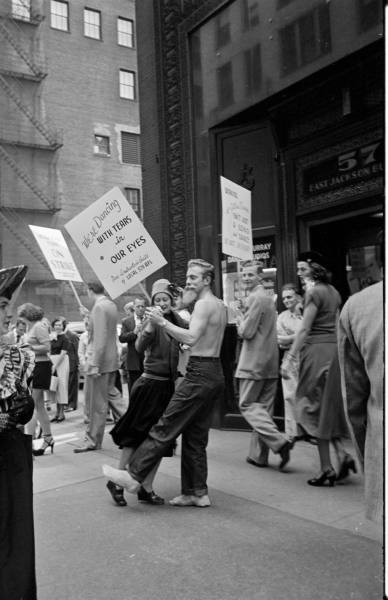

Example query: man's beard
[181,288,198,308]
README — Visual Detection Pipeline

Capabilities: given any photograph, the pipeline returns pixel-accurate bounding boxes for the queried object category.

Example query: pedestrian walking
[73,282,121,452]
[338,280,383,522]
[236,261,293,470]
[49,316,70,423]
[64,322,80,411]
[103,259,227,507]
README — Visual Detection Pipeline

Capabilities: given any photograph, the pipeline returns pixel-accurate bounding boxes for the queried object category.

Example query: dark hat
[298,251,330,270]
[0,265,28,301]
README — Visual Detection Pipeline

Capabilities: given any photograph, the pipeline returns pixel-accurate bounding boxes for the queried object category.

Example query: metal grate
[121,132,140,164]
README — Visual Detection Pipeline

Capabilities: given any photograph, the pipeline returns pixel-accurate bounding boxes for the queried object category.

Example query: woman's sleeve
[135,327,155,353]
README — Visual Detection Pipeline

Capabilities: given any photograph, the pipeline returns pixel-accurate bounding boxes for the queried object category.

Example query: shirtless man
[103,259,227,507]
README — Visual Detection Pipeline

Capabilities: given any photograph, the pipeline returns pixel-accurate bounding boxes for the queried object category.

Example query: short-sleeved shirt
[50,333,70,355]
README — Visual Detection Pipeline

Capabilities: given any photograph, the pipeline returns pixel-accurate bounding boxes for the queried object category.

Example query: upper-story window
[118,17,135,47]
[94,135,110,156]
[50,0,69,31]
[121,132,141,164]
[124,188,142,219]
[119,70,136,100]
[279,2,331,76]
[84,8,101,40]
[215,9,231,49]
[242,0,260,30]
[12,0,31,21]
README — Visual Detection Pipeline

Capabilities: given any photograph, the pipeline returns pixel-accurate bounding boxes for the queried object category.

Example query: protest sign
[65,187,167,299]
[221,176,253,261]
[29,225,82,282]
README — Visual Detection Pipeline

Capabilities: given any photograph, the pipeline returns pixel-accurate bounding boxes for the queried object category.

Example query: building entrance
[308,209,383,303]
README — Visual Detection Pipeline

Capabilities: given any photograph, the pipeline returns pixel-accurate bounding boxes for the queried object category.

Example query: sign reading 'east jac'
[303,140,383,197]
[65,187,166,299]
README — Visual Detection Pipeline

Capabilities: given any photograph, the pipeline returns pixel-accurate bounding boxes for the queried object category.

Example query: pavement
[32,402,384,600]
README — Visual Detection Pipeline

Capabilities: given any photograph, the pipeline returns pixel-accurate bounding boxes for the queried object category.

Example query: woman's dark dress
[110,310,184,456]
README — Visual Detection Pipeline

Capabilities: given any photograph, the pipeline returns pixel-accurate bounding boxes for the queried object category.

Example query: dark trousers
[67,369,79,410]
[130,357,225,497]
[127,369,142,400]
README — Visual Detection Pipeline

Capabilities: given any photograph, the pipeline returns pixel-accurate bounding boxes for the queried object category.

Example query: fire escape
[0,0,62,270]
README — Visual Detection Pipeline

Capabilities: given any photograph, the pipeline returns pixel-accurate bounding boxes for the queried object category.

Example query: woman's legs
[317,438,334,472]
[26,389,52,441]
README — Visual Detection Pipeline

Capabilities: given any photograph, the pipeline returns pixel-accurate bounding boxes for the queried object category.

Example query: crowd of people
[0,250,382,598]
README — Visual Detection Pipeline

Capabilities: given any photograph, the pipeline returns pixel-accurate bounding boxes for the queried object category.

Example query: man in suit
[338,280,383,523]
[74,282,121,452]
[3,318,27,345]
[119,297,146,398]
[64,323,80,411]
[235,261,293,470]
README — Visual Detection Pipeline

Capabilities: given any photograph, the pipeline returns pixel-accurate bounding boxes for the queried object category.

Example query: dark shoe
[279,440,293,470]
[137,486,164,505]
[33,438,55,456]
[106,480,127,506]
[65,407,75,412]
[337,454,357,482]
[246,457,268,468]
[56,416,65,423]
[50,416,58,423]
[307,468,336,487]
[73,445,96,453]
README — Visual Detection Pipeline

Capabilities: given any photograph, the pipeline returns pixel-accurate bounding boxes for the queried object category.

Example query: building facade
[0,0,141,318]
[136,0,384,427]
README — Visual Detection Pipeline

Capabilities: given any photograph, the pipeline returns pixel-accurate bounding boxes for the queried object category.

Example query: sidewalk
[31,410,383,600]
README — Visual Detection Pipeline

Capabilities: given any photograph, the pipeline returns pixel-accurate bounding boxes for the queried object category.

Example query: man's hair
[87,281,104,294]
[134,296,147,306]
[187,259,215,283]
[241,260,263,276]
[52,316,67,329]
[17,303,44,322]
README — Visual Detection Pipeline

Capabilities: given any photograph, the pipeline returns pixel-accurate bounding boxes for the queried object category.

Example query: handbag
[1,349,34,425]
[50,372,59,392]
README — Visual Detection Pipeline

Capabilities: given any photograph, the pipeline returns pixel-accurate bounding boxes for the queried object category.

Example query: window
[84,8,101,40]
[50,0,69,31]
[119,70,136,100]
[242,0,259,30]
[279,3,331,76]
[217,62,234,108]
[117,17,135,47]
[121,132,140,164]
[124,188,142,218]
[215,10,231,49]
[358,0,381,32]
[12,0,31,21]
[94,135,110,156]
[244,44,262,95]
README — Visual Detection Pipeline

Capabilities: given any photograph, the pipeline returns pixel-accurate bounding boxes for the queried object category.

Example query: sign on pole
[65,187,167,299]
[29,225,82,282]
[221,176,253,261]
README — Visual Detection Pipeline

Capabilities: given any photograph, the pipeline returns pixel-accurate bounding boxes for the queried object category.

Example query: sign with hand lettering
[221,176,253,261]
[65,187,167,298]
[29,225,82,282]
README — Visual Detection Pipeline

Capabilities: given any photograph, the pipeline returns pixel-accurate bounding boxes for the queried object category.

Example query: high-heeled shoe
[307,468,336,487]
[337,454,357,482]
[33,438,55,456]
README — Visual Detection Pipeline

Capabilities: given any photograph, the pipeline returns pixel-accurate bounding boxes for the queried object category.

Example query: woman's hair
[87,281,104,294]
[309,262,331,284]
[51,316,67,330]
[17,303,44,322]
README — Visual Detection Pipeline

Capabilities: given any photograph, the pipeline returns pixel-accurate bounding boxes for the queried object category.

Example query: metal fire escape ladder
[0,74,61,148]
[0,144,57,211]
[0,207,50,271]
[0,18,46,80]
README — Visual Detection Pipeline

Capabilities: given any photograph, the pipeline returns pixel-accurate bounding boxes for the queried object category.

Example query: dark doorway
[309,209,383,304]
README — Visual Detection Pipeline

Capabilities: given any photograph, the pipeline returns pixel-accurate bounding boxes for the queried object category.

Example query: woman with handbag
[0,265,37,600]
[49,316,70,423]
[18,303,55,456]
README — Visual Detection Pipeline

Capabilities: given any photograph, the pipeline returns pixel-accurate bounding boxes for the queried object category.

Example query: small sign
[221,176,253,261]
[65,187,167,299]
[29,225,82,282]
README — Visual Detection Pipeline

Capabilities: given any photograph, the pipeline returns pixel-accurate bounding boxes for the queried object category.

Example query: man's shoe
[137,486,164,505]
[73,445,96,453]
[169,494,211,507]
[278,440,293,470]
[246,457,268,468]
[102,464,140,494]
[106,480,127,506]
